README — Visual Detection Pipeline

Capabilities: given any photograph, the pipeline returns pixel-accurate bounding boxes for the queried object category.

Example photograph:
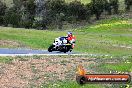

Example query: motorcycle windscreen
[60,37,68,44]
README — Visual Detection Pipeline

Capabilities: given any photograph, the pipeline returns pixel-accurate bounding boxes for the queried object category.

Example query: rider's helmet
[67,32,72,37]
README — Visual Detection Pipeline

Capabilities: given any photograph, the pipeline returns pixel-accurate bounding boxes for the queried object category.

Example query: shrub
[0,1,7,25]
[125,0,132,11]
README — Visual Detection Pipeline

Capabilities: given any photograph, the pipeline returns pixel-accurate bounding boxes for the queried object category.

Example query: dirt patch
[0,40,26,48]
[0,57,95,88]
[0,56,131,87]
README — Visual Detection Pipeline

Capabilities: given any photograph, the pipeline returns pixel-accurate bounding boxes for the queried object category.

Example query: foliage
[68,1,86,20]
[3,0,36,28]
[91,0,106,20]
[125,0,132,11]
[21,0,36,28]
[0,1,7,25]
[0,0,130,29]
[4,6,21,27]
[110,0,119,14]
[44,0,67,29]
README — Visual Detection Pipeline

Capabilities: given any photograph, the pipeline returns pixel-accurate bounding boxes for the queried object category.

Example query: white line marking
[0,54,89,56]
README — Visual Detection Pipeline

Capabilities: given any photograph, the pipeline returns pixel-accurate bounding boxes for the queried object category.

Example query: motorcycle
[48,37,73,53]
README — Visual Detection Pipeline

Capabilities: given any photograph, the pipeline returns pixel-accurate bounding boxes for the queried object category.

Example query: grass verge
[0,18,132,56]
[0,57,13,63]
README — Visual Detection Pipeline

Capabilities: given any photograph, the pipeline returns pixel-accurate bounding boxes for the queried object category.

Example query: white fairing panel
[63,38,67,44]
[54,38,62,46]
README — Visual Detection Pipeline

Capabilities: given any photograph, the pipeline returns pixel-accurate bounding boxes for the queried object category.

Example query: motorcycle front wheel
[63,46,68,53]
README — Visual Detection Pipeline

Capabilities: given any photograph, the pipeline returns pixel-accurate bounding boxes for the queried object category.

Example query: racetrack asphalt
[0,48,83,56]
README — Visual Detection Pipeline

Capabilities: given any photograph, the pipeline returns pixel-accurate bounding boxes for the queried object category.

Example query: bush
[0,0,124,30]
[0,1,7,25]
[125,0,132,11]
[91,0,106,20]
[4,7,21,27]
[42,0,67,29]
[22,0,36,28]
[85,3,93,20]
[104,0,112,15]
[67,1,87,20]
[109,0,119,14]
[33,20,47,30]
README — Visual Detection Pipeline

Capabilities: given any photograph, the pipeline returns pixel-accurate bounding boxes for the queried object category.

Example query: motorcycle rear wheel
[48,45,54,52]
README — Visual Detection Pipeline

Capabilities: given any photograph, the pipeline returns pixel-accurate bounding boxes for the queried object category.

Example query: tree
[42,0,67,29]
[4,0,23,27]
[104,0,112,15]
[91,0,106,20]
[109,0,119,14]
[85,3,93,21]
[3,0,36,28]
[4,6,21,27]
[56,13,65,29]
[45,0,67,14]
[68,1,86,20]
[22,0,36,28]
[0,1,7,25]
[125,0,132,11]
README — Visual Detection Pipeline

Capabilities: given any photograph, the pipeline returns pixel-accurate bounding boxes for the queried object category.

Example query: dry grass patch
[0,56,95,88]
[0,40,27,48]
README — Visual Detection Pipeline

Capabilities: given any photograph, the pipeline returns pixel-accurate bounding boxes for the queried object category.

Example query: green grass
[96,58,132,72]
[0,18,132,56]
[0,57,13,63]
[89,55,132,73]
[78,18,132,33]
[41,81,104,88]
[76,18,132,55]
[101,63,132,72]
[0,27,65,49]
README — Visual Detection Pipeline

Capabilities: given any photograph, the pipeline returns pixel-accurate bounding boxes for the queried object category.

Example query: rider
[67,32,76,48]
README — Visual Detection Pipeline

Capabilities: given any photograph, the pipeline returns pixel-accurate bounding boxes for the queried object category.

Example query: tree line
[0,0,132,30]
